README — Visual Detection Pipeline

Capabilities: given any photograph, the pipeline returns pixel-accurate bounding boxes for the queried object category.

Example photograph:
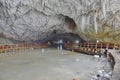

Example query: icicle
[115,20,118,29]
[41,0,44,7]
[81,15,86,32]
[86,15,90,27]
[112,20,115,29]
[86,0,90,9]
[94,13,98,33]
[101,0,107,19]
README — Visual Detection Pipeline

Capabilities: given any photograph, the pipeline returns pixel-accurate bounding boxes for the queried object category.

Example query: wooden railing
[75,43,120,49]
[0,43,48,53]
[64,42,116,70]
[1,42,120,53]
[64,42,120,55]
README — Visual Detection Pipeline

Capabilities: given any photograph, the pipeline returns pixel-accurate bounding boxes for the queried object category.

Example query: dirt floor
[0,48,112,80]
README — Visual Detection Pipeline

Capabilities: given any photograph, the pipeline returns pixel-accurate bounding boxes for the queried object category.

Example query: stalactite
[94,13,98,33]
[86,0,90,9]
[101,0,107,19]
[114,20,118,29]
[86,15,90,28]
[81,15,86,32]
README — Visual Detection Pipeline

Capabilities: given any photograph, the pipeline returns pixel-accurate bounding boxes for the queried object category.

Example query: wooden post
[90,43,92,48]
[106,43,109,49]
[113,43,116,49]
[119,44,120,50]
[95,43,98,49]
[3,45,5,53]
[87,43,89,48]
[101,43,102,49]
[83,43,84,47]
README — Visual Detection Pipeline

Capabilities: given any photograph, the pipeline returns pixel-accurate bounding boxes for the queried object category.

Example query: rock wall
[0,0,120,41]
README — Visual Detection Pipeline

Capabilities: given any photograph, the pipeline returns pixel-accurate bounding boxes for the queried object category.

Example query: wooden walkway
[64,43,115,69]
[64,42,120,55]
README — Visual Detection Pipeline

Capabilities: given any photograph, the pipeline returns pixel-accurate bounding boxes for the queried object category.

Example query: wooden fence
[0,43,48,53]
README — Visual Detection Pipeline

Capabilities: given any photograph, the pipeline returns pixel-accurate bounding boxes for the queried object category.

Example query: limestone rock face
[0,0,120,41]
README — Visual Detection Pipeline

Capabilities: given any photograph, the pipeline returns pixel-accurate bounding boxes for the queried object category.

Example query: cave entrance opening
[65,16,76,32]
[45,32,85,48]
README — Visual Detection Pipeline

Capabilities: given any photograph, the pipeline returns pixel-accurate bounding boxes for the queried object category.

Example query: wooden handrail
[66,42,120,50]
[0,43,48,53]
[0,42,120,53]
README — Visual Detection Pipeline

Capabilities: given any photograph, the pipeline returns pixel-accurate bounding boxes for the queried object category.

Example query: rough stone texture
[0,0,120,40]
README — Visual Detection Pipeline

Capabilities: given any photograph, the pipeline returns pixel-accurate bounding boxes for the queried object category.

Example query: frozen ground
[0,48,112,80]
[109,49,120,80]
